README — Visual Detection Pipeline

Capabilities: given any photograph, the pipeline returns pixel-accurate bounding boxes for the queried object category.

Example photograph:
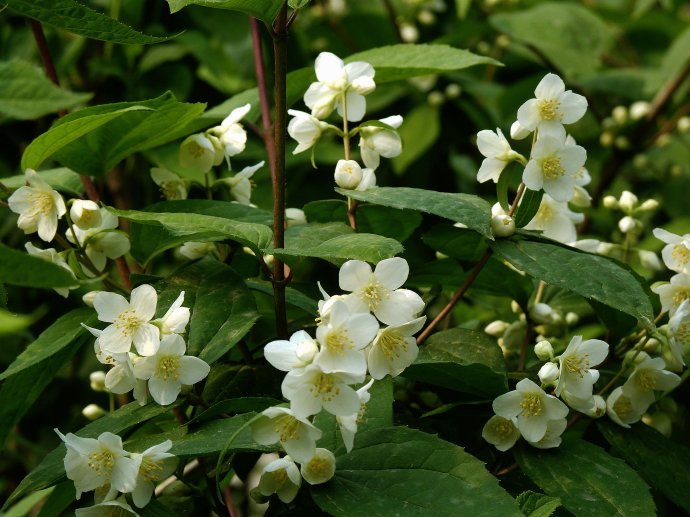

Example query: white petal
[339,260,372,291]
[264,339,299,371]
[535,73,565,98]
[522,160,543,191]
[322,384,360,416]
[492,391,522,418]
[477,158,506,183]
[315,52,345,83]
[148,376,181,405]
[93,292,129,322]
[179,356,210,385]
[559,91,588,124]
[517,99,540,130]
[518,415,547,442]
[341,91,366,122]
[222,103,251,126]
[132,324,160,356]
[159,333,186,355]
[374,257,409,290]
[100,325,132,354]
[130,284,157,321]
[374,289,424,326]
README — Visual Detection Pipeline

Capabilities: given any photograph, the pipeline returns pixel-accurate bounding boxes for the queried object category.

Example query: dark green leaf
[514,189,544,228]
[516,491,561,517]
[423,225,488,262]
[35,481,74,517]
[166,0,283,23]
[245,280,318,315]
[0,244,79,289]
[338,187,493,239]
[404,328,508,397]
[391,104,440,173]
[311,426,521,516]
[515,439,655,516]
[496,167,512,212]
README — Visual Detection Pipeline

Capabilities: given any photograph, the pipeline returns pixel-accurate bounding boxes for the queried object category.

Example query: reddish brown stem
[223,485,237,517]
[29,20,60,87]
[381,0,403,42]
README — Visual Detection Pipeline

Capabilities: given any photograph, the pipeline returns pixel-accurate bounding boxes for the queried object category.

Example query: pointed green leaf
[1,168,84,197]
[514,188,544,228]
[515,439,655,516]
[516,491,561,517]
[165,0,283,23]
[311,426,521,516]
[0,244,79,289]
[5,0,174,44]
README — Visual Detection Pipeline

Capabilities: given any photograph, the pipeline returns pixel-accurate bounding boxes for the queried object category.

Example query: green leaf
[1,168,84,197]
[5,0,173,44]
[245,279,318,315]
[0,308,43,336]
[490,238,655,325]
[423,225,488,262]
[338,187,493,239]
[4,402,179,509]
[128,200,271,264]
[516,491,561,517]
[514,189,543,228]
[515,439,655,516]
[496,168,512,212]
[490,3,612,79]
[598,421,690,512]
[165,0,283,23]
[3,488,54,517]
[0,244,79,289]
[187,266,260,363]
[0,60,91,120]
[346,44,501,83]
[0,309,93,381]
[35,481,74,517]
[23,93,205,176]
[112,207,273,255]
[311,426,521,516]
[392,104,440,173]
[270,222,403,264]
[404,328,508,397]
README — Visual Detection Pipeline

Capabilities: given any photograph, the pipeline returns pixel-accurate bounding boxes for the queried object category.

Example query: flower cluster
[56,430,177,513]
[251,257,425,502]
[84,284,210,406]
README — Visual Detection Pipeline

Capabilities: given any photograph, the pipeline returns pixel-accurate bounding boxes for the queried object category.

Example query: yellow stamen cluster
[541,157,565,180]
[563,353,589,377]
[274,415,300,442]
[491,418,515,439]
[140,457,163,481]
[672,288,690,306]
[189,142,206,158]
[671,244,690,267]
[612,395,633,420]
[87,447,115,476]
[377,330,407,360]
[114,309,141,337]
[360,278,388,310]
[675,321,689,345]
[271,468,288,485]
[307,457,330,477]
[537,98,561,121]
[310,373,340,401]
[325,330,353,355]
[635,370,657,391]
[156,355,181,381]
[26,190,54,216]
[520,393,543,417]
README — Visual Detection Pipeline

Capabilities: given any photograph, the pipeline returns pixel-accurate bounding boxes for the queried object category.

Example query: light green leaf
[598,421,690,512]
[111,207,273,255]
[515,439,656,516]
[311,426,521,516]
[3,488,54,517]
[5,0,173,44]
[490,238,655,325]
[35,481,74,517]
[165,0,283,23]
[346,44,501,83]
[0,60,91,120]
[339,187,493,239]
[404,328,508,397]
[1,168,84,197]
[392,104,440,174]
[490,3,612,79]
[0,244,79,289]
[516,491,561,517]
[0,308,42,336]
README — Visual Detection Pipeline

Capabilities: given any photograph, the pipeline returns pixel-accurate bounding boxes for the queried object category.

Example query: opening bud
[300,448,336,485]
[584,395,607,418]
[82,403,106,420]
[534,340,554,361]
[538,362,560,385]
[334,160,363,189]
[491,214,515,238]
[89,371,107,392]
[485,320,509,337]
[602,196,619,209]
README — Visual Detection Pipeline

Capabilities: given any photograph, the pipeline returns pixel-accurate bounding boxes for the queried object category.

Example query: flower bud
[638,199,659,212]
[614,136,630,150]
[400,23,419,43]
[417,9,436,25]
[491,214,515,237]
[496,34,511,48]
[584,395,607,418]
[677,116,690,133]
[602,196,619,209]
[300,448,336,485]
[629,101,650,120]
[89,371,107,392]
[427,91,445,107]
[82,403,106,420]
[444,83,462,99]
[597,242,616,255]
[565,312,579,326]
[624,350,649,366]
[70,200,102,230]
[618,215,640,234]
[599,131,614,147]
[639,250,662,271]
[534,340,554,361]
[611,106,628,125]
[510,120,530,140]
[633,154,648,168]
[529,303,554,324]
[510,300,522,314]
[618,191,638,212]
[334,160,363,189]
[82,291,100,308]
[351,76,376,96]
[502,320,527,350]
[485,320,509,337]
[296,338,319,364]
[286,208,307,227]
[538,362,560,385]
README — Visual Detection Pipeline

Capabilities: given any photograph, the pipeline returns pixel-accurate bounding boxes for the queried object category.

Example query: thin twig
[223,485,237,517]
[381,0,403,42]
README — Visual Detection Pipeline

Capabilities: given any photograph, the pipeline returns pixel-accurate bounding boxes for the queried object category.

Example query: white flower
[492,378,569,442]
[70,200,102,229]
[8,169,67,242]
[304,52,375,122]
[130,440,179,508]
[356,167,377,191]
[618,190,638,213]
[287,109,331,154]
[526,418,567,449]
[24,242,77,297]
[67,209,130,273]
[221,161,264,205]
[152,291,190,336]
[524,194,584,243]
[337,379,374,452]
[55,429,138,499]
[339,257,425,326]
[286,208,307,227]
[668,299,689,367]
[334,159,363,189]
[606,386,644,428]
[210,104,251,167]
[621,357,681,412]
[516,73,587,140]
[179,241,216,260]
[133,334,210,406]
[653,228,690,273]
[522,135,587,202]
[583,394,607,418]
[150,168,187,200]
[652,273,690,316]
[367,316,426,380]
[93,284,160,356]
[281,364,364,418]
[555,336,608,399]
[104,353,138,394]
[257,456,302,503]
[481,415,520,451]
[75,498,139,517]
[537,362,559,385]
[358,115,403,170]
[476,128,516,183]
[300,448,336,485]
[264,330,320,373]
[179,133,222,173]
[252,406,322,463]
[314,300,379,376]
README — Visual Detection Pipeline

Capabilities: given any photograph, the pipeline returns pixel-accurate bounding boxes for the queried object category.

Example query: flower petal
[93,292,129,322]
[130,284,157,321]
[374,257,409,290]
[339,260,372,292]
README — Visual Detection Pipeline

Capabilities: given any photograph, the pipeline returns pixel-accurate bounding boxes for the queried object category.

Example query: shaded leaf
[516,491,561,517]
[1,168,84,197]
[0,244,78,289]
[166,0,283,23]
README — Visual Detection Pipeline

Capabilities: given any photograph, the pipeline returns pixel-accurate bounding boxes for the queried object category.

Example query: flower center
[675,321,689,345]
[672,244,690,267]
[155,355,181,381]
[87,447,115,476]
[307,457,330,477]
[310,373,340,401]
[360,278,388,311]
[27,190,54,216]
[541,157,565,180]
[189,141,207,158]
[672,288,690,306]
[272,468,288,485]
[520,393,543,417]
[274,415,300,442]
[377,330,408,360]
[612,395,633,419]
[160,181,183,200]
[492,417,515,439]
[140,457,163,481]
[635,370,656,391]
[537,98,561,121]
[536,201,553,222]
[563,353,589,377]
[114,309,142,337]
[325,330,353,355]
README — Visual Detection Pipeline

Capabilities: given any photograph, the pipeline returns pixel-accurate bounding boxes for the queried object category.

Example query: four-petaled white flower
[482,415,520,451]
[287,109,332,154]
[555,335,608,399]
[653,228,690,273]
[523,195,584,244]
[252,406,322,463]
[606,386,644,428]
[339,257,425,326]
[358,115,403,170]
[209,104,251,167]
[264,330,320,373]
[150,168,187,201]
[8,169,67,242]
[492,378,569,442]
[25,242,77,297]
[179,133,223,173]
[367,316,426,380]
[304,52,375,122]
[337,378,374,452]
[522,135,587,202]
[129,440,179,508]
[257,456,302,503]
[55,429,139,499]
[133,334,210,405]
[94,284,160,356]
[476,128,517,183]
[70,199,102,230]
[621,357,681,413]
[67,209,130,273]
[300,448,336,485]
[221,161,264,205]
[652,273,690,316]
[517,73,587,140]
